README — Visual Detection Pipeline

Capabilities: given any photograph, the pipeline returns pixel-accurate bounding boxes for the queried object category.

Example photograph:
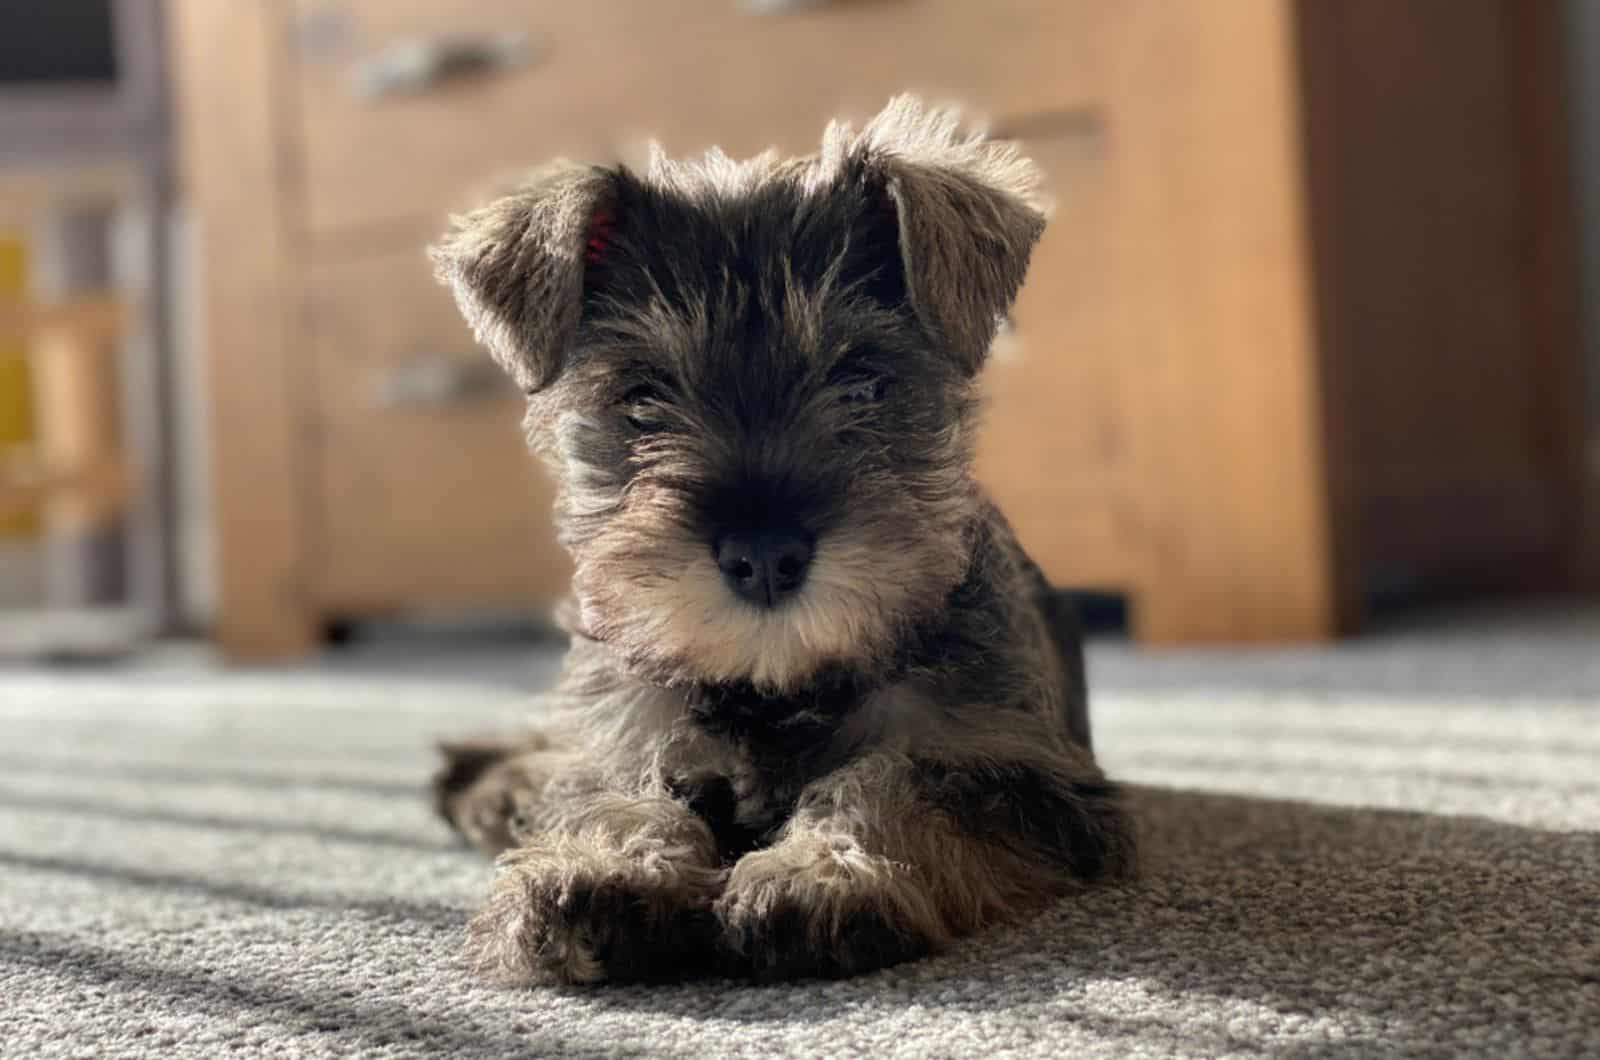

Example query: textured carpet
[2,605,1598,1058]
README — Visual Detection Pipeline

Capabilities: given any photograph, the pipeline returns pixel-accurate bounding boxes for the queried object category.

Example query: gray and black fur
[429,96,1134,985]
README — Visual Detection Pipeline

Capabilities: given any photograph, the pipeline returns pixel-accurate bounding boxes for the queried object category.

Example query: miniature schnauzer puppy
[429,95,1134,984]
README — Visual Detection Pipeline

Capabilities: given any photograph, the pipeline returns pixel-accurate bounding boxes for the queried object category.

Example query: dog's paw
[433,739,554,856]
[715,838,938,982]
[467,840,720,985]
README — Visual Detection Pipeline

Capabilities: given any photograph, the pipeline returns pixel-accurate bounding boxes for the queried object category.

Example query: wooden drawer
[977,127,1142,590]
[286,0,1110,238]
[301,249,570,612]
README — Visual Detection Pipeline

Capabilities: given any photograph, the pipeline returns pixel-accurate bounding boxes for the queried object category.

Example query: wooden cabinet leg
[1129,579,1349,647]
[215,599,320,659]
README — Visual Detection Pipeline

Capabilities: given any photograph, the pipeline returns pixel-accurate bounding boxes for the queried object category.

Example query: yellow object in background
[0,233,38,537]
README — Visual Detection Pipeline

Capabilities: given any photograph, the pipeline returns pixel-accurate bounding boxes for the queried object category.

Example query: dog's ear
[430,162,622,393]
[832,96,1048,374]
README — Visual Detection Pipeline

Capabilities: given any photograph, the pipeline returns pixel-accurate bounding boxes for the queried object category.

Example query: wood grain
[1104,0,1341,642]
[977,123,1145,592]
[301,249,570,612]
[168,0,319,656]
[283,0,1106,239]
[1297,0,1586,598]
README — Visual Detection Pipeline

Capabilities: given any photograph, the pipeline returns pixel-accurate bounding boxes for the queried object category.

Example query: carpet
[2,605,1597,1058]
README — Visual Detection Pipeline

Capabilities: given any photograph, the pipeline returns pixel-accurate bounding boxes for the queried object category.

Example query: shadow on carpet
[4,784,1595,1058]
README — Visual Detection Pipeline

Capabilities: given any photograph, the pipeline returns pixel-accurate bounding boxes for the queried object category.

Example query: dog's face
[434,98,1045,692]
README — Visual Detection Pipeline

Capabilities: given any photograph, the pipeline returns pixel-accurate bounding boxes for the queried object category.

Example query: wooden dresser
[170,0,1586,657]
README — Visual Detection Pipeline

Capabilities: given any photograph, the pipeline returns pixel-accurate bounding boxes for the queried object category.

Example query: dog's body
[430,97,1133,984]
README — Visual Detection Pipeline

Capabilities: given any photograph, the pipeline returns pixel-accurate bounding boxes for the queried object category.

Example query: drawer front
[301,249,570,612]
[976,129,1141,589]
[287,0,1109,238]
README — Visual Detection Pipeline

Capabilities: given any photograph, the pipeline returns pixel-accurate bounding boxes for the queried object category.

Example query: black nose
[714,529,814,607]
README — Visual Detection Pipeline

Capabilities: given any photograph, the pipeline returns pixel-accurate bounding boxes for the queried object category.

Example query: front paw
[715,838,939,981]
[433,740,557,856]
[467,839,719,985]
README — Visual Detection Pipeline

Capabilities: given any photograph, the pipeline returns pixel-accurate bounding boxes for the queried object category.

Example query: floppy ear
[835,96,1048,374]
[430,161,620,393]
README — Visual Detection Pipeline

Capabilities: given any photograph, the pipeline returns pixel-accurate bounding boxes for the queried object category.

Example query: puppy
[430,95,1133,984]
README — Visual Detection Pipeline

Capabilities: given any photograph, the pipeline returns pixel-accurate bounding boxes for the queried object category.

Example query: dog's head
[432,96,1046,693]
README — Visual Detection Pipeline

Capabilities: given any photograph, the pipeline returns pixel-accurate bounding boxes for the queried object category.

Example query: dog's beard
[551,407,978,693]
[571,503,971,694]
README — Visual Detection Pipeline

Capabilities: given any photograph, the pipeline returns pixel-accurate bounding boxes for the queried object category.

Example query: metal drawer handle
[353,32,534,100]
[374,357,504,408]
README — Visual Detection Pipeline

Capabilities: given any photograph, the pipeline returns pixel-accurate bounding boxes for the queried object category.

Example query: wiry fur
[430,96,1134,984]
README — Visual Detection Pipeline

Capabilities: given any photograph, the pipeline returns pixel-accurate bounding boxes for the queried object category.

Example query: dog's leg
[466,792,725,985]
[433,732,592,856]
[716,748,1133,981]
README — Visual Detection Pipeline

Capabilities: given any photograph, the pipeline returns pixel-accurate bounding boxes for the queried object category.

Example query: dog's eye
[620,383,669,432]
[837,374,889,405]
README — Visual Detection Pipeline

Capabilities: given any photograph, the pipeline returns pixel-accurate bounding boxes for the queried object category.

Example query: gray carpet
[2,604,1598,1058]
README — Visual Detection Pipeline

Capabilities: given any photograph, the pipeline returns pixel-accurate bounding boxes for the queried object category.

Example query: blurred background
[1,0,1597,665]
[8,8,1600,1051]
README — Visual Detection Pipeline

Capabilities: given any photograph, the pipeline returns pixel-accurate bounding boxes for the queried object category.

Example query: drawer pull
[375,357,504,408]
[353,33,534,100]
